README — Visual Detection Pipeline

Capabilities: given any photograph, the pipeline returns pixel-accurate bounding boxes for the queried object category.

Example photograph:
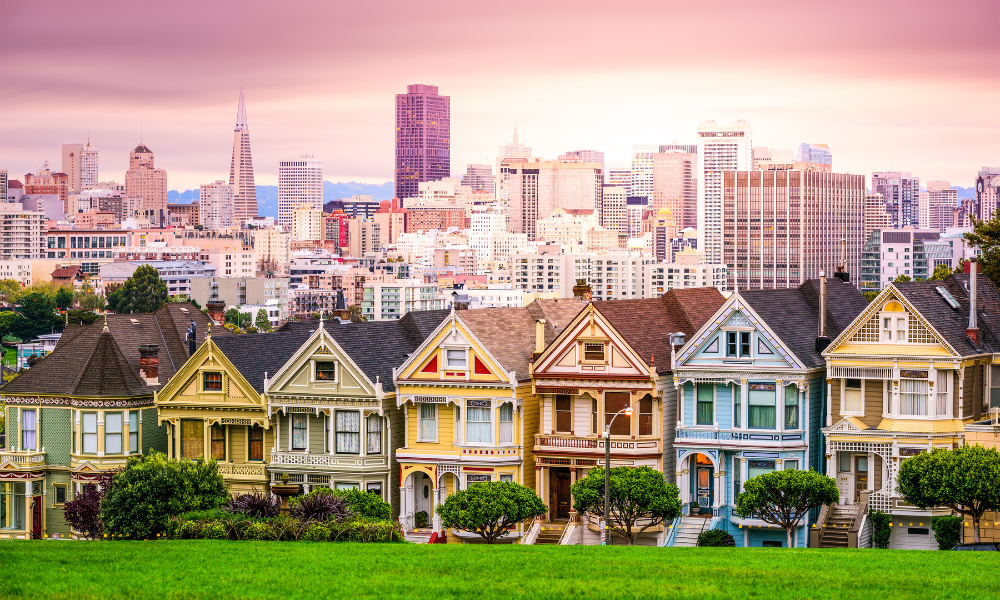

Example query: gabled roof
[51,265,82,280]
[213,330,314,393]
[893,273,1000,355]
[593,287,726,374]
[739,278,868,369]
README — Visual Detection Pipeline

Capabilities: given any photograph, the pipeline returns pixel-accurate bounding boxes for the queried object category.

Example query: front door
[695,466,714,515]
[414,473,431,527]
[550,468,571,519]
[854,456,868,502]
[31,496,42,539]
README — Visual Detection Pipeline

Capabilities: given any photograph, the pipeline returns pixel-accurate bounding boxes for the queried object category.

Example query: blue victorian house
[668,276,867,547]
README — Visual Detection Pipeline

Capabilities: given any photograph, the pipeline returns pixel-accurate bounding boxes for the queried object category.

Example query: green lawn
[1,541,997,600]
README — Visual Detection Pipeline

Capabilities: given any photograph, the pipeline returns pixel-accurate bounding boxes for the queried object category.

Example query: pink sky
[1,0,997,191]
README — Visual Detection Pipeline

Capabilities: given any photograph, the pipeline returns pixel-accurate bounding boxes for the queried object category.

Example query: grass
[1,541,998,600]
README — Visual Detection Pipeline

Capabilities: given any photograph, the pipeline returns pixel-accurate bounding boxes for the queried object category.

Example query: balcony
[270,451,388,469]
[215,462,267,478]
[674,428,806,448]
[534,434,660,456]
[0,450,46,469]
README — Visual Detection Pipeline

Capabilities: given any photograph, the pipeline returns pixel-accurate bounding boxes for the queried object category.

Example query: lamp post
[603,405,633,546]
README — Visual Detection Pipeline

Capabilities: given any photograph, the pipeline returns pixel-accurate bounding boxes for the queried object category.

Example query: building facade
[872,171,920,229]
[199,181,234,229]
[125,145,168,225]
[279,156,323,230]
[395,84,450,202]
[698,120,752,265]
[61,142,99,193]
[229,89,258,226]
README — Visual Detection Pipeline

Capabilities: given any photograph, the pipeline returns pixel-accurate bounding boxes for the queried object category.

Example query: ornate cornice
[2,395,153,408]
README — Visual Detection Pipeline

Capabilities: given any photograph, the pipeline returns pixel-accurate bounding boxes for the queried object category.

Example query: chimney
[139,344,159,385]
[186,321,197,355]
[815,272,831,352]
[834,239,850,283]
[331,289,351,321]
[206,300,226,325]
[572,279,593,302]
[967,258,980,345]
[532,319,547,360]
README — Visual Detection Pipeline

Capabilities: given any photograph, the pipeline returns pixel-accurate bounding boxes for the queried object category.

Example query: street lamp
[602,404,633,546]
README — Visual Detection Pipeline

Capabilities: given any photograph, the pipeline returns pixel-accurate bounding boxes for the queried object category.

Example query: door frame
[693,464,714,515]
[549,467,572,520]
[31,496,42,539]
[854,455,869,503]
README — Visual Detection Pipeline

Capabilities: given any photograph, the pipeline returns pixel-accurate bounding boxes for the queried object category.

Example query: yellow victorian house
[393,300,583,542]
[820,270,996,549]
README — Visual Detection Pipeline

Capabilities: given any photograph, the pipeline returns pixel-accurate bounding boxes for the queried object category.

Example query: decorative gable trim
[154,337,261,410]
[265,323,380,403]
[826,417,868,433]
[531,303,649,377]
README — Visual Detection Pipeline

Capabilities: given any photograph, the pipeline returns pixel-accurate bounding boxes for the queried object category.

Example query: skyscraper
[229,89,258,226]
[460,164,495,194]
[651,150,697,229]
[125,145,167,225]
[62,141,98,193]
[924,181,957,231]
[974,167,1000,220]
[561,150,606,182]
[630,145,658,198]
[796,143,833,167]
[25,161,70,215]
[698,120,752,264]
[278,155,323,229]
[872,171,919,228]
[505,159,603,241]
[395,84,450,202]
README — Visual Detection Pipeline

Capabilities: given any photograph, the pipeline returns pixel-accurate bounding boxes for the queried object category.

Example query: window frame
[418,403,438,443]
[52,483,68,507]
[842,379,864,416]
[445,348,467,369]
[82,411,98,454]
[604,391,631,436]
[180,419,204,460]
[366,414,382,454]
[290,413,309,451]
[248,425,264,461]
[465,401,492,445]
[498,402,514,444]
[554,395,572,433]
[203,372,223,392]
[638,395,653,436]
[335,410,361,455]
[315,360,337,382]
[20,409,37,451]
[128,411,139,454]
[210,423,226,460]
[582,342,606,363]
[784,385,799,430]
[695,384,714,426]
[105,411,123,455]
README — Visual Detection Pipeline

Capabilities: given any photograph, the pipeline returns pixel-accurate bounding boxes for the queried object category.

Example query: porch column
[713,465,724,511]
[174,420,182,459]
[166,420,173,458]
[432,471,442,531]
[867,452,875,494]
[203,420,210,460]
[776,380,784,434]
[25,481,33,538]
[328,410,334,454]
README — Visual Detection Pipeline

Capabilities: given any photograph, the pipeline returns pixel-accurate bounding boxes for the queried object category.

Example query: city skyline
[1,1,997,191]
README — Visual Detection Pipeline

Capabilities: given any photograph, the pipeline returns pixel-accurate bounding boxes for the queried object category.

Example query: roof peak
[235,87,248,131]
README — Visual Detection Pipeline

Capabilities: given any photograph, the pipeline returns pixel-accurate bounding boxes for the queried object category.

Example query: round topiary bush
[696,528,736,547]
[932,515,963,550]
[301,523,331,542]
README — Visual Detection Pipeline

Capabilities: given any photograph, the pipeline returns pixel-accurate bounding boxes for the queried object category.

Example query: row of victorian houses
[2,268,998,548]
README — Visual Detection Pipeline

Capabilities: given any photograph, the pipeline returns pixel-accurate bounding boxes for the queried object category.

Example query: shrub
[290,487,391,521]
[202,522,227,540]
[177,521,202,540]
[932,515,964,550]
[63,470,114,540]
[245,520,277,541]
[291,492,351,523]
[868,509,892,549]
[100,452,229,540]
[327,520,404,543]
[301,523,331,542]
[228,492,280,518]
[734,469,838,549]
[697,529,736,547]
[437,481,547,544]
[415,511,429,528]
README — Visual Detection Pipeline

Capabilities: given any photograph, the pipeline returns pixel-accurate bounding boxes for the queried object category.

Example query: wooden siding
[662,384,677,477]
[309,413,326,454]
[388,400,404,519]
[522,394,540,493]
[830,382,841,421]
[963,366,976,420]
[861,379,884,428]
[230,425,247,463]
[573,397,591,436]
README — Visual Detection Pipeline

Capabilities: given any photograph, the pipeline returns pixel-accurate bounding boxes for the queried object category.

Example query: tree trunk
[973,515,981,543]
[786,527,794,549]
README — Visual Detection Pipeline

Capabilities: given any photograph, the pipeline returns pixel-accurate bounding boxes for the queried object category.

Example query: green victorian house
[0,303,219,539]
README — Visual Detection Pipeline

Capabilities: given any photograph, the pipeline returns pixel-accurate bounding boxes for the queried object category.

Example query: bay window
[499,403,514,444]
[466,401,491,444]
[418,403,437,442]
[555,395,572,432]
[843,379,863,414]
[335,411,360,454]
[605,392,631,435]
[291,413,308,450]
[366,415,382,454]
[211,424,225,460]
[128,411,139,453]
[938,370,951,415]
[82,412,98,454]
[638,395,653,436]
[181,420,202,459]
[105,412,123,454]
[696,384,713,426]
[20,409,36,451]
[248,425,264,461]
[0,482,25,530]
[900,378,928,416]
[784,385,799,429]
[748,384,776,429]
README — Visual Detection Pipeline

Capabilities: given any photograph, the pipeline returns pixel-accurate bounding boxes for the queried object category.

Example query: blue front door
[694,465,714,515]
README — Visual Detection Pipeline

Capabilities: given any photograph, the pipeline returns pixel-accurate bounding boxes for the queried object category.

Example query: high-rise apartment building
[922,181,957,231]
[62,142,98,193]
[24,162,70,215]
[863,192,892,243]
[124,145,167,225]
[606,169,631,195]
[630,145,658,198]
[974,167,1000,220]
[460,164,495,194]
[0,169,7,202]
[292,203,324,241]
[796,143,833,167]
[278,155,323,229]
[0,203,45,259]
[872,171,919,228]
[651,150,696,229]
[372,198,407,244]
[505,158,603,241]
[698,120,752,264]
[198,180,234,229]
[722,169,864,290]
[229,89,258,226]
[561,150,606,182]
[600,185,628,234]
[395,84,450,202]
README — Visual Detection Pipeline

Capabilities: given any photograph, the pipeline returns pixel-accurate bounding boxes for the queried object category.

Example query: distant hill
[167,181,394,218]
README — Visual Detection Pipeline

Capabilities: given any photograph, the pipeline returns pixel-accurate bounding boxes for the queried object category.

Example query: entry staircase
[673,516,711,547]
[819,505,859,548]
[533,519,569,545]
[403,529,434,544]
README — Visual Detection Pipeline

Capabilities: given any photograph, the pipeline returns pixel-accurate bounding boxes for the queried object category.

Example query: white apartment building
[62,142,99,193]
[646,256,728,295]
[199,180,235,229]
[232,301,285,329]
[407,177,475,215]
[0,204,46,260]
[630,145,658,198]
[697,120,752,264]
[251,228,289,274]
[601,185,628,233]
[198,245,255,278]
[278,155,323,229]
[292,203,323,241]
[535,208,601,247]
[361,280,445,321]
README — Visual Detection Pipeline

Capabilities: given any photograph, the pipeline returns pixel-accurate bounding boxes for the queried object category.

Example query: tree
[65,309,100,326]
[436,481,546,544]
[0,279,22,306]
[734,469,838,548]
[75,281,106,311]
[347,304,366,323]
[572,465,681,545]
[966,211,1000,286]
[894,274,912,283]
[238,311,252,330]
[257,256,279,278]
[106,287,125,312]
[224,308,241,325]
[896,444,1000,543]
[14,290,60,340]
[116,265,168,314]
[100,451,229,540]
[54,285,74,310]
[188,298,201,310]
[0,310,20,341]
[255,308,272,332]
[63,470,114,540]
[862,290,879,303]
[928,263,953,281]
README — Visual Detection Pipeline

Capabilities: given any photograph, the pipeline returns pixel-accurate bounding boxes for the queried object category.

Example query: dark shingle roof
[894,273,1000,355]
[741,278,868,368]
[212,330,314,392]
[594,287,727,374]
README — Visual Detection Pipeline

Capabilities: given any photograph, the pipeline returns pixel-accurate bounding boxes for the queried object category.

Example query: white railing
[270,451,337,466]
[0,451,45,466]
[536,435,598,449]
[857,514,872,548]
[829,366,895,379]
[216,463,266,477]
[522,521,541,545]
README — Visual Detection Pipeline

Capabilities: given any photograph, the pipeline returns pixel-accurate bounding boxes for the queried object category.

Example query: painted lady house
[671,277,867,547]
[528,288,725,545]
[0,304,217,539]
[819,267,998,550]
[265,311,447,517]
[393,300,583,541]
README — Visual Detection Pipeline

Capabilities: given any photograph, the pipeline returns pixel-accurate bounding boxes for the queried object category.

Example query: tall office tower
[796,143,833,168]
[660,144,697,154]
[561,150,606,182]
[199,180,235,229]
[863,191,892,243]
[229,89,258,226]
[125,144,168,224]
[461,163,495,194]
[62,141,98,193]
[630,145,658,198]
[651,150,697,229]
[698,120,752,264]
[395,84,450,202]
[607,169,632,195]
[974,167,1000,219]
[925,181,957,231]
[278,155,323,229]
[0,169,7,202]
[723,169,865,290]
[25,161,70,214]
[506,159,603,241]
[600,185,628,233]
[871,171,920,228]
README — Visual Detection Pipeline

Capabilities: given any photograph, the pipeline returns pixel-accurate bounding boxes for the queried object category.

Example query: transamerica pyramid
[229,88,258,226]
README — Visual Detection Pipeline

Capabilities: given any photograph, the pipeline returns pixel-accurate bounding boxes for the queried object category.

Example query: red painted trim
[420,355,438,373]
[463,467,495,472]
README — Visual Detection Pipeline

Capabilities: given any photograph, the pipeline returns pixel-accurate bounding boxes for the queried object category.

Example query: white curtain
[105,412,123,455]
[936,371,949,416]
[20,410,36,451]
[336,411,360,454]
[82,412,98,454]
[900,379,928,416]
[466,407,491,443]
[420,403,437,440]
[366,415,381,454]
[499,403,514,444]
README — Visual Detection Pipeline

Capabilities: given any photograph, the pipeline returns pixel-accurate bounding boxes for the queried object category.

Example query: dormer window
[203,372,223,391]
[446,349,467,368]
[583,343,605,362]
[316,361,337,381]
[880,301,907,342]
[727,331,751,357]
